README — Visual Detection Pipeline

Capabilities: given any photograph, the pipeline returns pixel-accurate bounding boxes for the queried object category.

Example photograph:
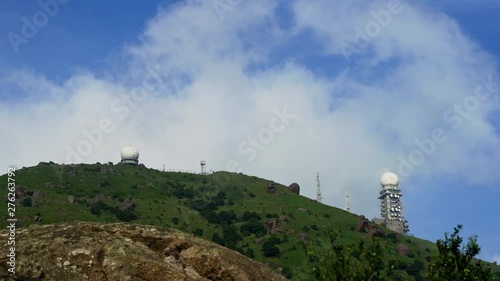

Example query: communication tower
[316,172,322,203]
[200,160,206,175]
[379,172,409,234]
[346,190,351,212]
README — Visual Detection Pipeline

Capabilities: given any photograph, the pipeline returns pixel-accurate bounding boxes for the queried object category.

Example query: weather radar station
[120,145,139,165]
[378,172,409,234]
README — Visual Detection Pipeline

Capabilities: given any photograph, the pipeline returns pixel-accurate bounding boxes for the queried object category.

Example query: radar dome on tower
[121,145,139,165]
[380,172,399,187]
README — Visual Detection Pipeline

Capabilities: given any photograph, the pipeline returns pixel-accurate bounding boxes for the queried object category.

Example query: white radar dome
[380,172,399,186]
[121,145,139,161]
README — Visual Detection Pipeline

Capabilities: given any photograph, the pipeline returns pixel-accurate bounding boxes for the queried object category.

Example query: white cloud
[1,0,499,219]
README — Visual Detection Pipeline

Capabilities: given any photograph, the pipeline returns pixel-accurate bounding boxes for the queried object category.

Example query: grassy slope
[1,162,498,280]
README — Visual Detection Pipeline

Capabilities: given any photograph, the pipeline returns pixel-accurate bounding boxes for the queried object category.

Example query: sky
[1,0,499,263]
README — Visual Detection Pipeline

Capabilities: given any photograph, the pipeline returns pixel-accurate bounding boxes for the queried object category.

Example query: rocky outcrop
[0,222,288,281]
[287,183,300,195]
[267,182,276,194]
[264,218,293,235]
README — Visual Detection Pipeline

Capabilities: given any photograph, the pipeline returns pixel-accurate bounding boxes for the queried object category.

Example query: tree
[427,225,495,281]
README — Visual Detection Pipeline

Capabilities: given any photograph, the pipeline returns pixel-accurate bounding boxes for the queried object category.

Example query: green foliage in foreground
[304,229,395,281]
[427,225,495,281]
[305,226,497,281]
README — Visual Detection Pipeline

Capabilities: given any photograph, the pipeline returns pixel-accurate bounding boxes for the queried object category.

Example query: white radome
[380,172,399,186]
[121,145,139,160]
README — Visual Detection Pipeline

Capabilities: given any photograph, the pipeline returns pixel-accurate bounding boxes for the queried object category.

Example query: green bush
[304,228,395,280]
[193,228,204,236]
[171,217,180,225]
[21,197,32,207]
[242,211,262,221]
[240,221,266,237]
[262,241,280,257]
[427,225,495,281]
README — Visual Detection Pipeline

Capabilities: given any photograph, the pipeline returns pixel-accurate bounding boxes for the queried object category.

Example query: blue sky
[1,0,500,263]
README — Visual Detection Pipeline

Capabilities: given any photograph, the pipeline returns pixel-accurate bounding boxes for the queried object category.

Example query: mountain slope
[1,162,498,280]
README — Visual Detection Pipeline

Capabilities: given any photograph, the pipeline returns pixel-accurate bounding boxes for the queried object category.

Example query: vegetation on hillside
[304,225,497,281]
[1,162,499,280]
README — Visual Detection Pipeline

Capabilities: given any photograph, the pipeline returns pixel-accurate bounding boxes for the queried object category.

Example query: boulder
[267,182,276,194]
[0,222,288,281]
[297,233,309,240]
[264,218,292,235]
[67,195,76,205]
[32,191,45,198]
[396,243,410,256]
[288,183,300,195]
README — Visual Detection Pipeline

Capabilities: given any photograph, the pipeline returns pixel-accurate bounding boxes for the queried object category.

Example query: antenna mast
[316,172,322,203]
[200,160,206,175]
[346,190,351,212]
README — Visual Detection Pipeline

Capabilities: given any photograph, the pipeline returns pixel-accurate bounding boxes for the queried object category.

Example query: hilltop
[1,162,498,280]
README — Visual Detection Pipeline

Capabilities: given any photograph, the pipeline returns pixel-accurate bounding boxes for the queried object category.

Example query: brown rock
[16,185,33,197]
[118,201,136,211]
[0,222,288,281]
[32,191,45,198]
[297,233,309,240]
[67,195,76,205]
[267,182,276,194]
[288,183,300,194]
[278,216,288,223]
[264,218,291,235]
[396,244,410,256]
[368,229,385,237]
[355,220,368,232]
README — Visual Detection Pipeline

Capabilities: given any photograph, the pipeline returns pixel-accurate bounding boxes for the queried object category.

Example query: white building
[121,145,139,165]
[378,172,409,234]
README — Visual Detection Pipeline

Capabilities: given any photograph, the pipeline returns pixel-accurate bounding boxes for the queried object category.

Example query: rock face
[287,183,300,195]
[0,222,288,281]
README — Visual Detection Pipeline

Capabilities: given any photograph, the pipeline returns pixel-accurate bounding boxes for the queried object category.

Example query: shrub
[245,248,255,258]
[242,211,262,221]
[427,225,495,281]
[240,221,266,237]
[304,229,395,280]
[21,197,32,207]
[193,228,204,236]
[171,217,180,225]
[262,241,280,257]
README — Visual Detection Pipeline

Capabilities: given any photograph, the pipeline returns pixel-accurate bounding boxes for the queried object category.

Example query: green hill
[1,162,498,280]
